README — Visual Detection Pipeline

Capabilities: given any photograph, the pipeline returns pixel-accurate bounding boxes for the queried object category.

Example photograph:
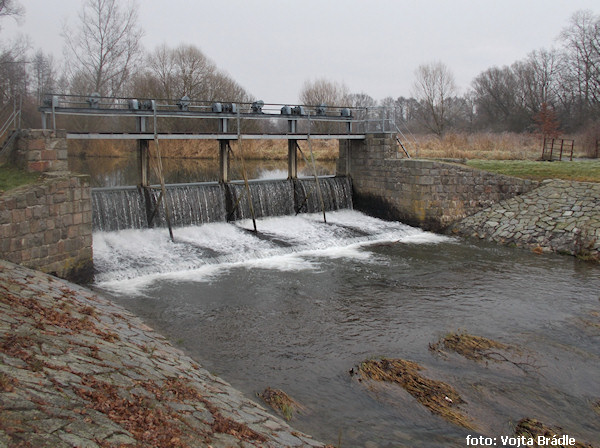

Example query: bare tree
[0,36,28,105]
[0,0,24,26]
[299,78,349,107]
[471,65,528,132]
[62,0,143,97]
[347,92,376,108]
[411,62,457,136]
[558,10,600,125]
[31,50,55,102]
[139,44,251,102]
[513,49,561,115]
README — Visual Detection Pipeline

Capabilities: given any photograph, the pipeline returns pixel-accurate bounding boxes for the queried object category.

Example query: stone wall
[338,134,537,231]
[0,130,93,282]
[452,180,600,261]
[0,174,93,282]
[13,129,69,173]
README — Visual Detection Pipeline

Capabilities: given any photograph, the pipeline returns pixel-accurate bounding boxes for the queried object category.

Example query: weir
[36,94,417,238]
[92,176,353,232]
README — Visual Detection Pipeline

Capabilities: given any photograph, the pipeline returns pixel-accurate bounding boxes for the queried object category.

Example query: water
[91,177,352,231]
[69,155,336,187]
[93,210,600,447]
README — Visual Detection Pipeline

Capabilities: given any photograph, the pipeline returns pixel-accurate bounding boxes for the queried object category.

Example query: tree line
[1,0,599,140]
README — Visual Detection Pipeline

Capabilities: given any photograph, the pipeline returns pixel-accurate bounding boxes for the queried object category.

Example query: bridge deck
[66,132,366,140]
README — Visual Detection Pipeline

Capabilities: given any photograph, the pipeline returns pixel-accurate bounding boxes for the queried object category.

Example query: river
[82,156,600,447]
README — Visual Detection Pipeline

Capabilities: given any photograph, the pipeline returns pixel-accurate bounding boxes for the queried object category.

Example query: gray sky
[3,0,599,104]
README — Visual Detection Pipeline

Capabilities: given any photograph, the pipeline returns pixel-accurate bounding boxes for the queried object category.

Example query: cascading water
[91,176,353,231]
[294,177,353,213]
[92,186,148,231]
[226,179,295,220]
[93,210,600,448]
[88,165,600,448]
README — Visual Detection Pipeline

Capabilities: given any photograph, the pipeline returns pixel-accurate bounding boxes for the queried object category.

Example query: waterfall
[92,176,353,231]
[92,186,148,231]
[226,179,295,221]
[294,177,353,214]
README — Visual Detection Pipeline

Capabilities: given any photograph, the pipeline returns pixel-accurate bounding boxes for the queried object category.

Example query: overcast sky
[2,0,599,104]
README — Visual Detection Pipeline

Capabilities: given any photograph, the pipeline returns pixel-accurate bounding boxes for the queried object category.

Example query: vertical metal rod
[237,108,257,232]
[542,137,546,160]
[559,139,564,161]
[17,95,22,129]
[307,113,326,223]
[153,108,174,241]
[51,100,56,130]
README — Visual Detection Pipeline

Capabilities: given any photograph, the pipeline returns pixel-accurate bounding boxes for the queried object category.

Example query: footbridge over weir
[37,93,533,234]
[39,94,410,184]
[0,95,537,281]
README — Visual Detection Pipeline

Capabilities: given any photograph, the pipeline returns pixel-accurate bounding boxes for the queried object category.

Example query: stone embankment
[452,179,600,261]
[0,260,327,448]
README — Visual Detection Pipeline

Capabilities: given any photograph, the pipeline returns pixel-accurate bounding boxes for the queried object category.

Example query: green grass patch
[0,164,41,193]
[466,160,600,183]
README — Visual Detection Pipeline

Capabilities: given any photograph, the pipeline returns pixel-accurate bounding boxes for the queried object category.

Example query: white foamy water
[94,210,451,293]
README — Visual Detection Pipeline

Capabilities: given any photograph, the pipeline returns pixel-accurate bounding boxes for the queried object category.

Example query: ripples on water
[94,210,600,447]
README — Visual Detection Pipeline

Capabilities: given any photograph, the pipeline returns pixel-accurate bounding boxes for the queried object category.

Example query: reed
[67,132,596,161]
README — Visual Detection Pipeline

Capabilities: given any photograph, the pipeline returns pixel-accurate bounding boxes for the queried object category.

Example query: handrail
[0,98,22,155]
[0,110,18,137]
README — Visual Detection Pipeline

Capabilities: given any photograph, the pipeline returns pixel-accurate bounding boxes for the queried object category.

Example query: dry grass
[515,418,594,448]
[429,331,510,363]
[354,357,474,429]
[406,131,598,160]
[67,131,596,162]
[70,139,340,160]
[258,387,305,421]
[429,331,539,374]
[408,132,543,160]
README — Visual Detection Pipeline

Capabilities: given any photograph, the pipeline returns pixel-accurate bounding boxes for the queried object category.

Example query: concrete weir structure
[338,133,537,232]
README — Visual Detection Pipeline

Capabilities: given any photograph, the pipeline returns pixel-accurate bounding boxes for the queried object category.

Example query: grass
[0,164,41,193]
[354,357,474,429]
[429,331,510,363]
[71,138,340,161]
[466,160,600,182]
[411,132,541,160]
[515,418,593,448]
[258,387,305,421]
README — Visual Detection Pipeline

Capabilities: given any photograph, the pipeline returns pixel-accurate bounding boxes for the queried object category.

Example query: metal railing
[0,97,22,157]
[38,94,415,156]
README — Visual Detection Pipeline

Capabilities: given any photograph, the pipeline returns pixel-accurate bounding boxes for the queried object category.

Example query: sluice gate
[39,94,410,235]
[92,176,353,232]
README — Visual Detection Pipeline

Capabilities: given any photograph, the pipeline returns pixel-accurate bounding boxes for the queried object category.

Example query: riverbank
[451,179,600,262]
[0,259,328,448]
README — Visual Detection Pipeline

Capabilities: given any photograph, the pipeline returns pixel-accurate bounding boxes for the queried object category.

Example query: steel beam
[66,133,366,141]
[219,140,230,183]
[288,140,298,179]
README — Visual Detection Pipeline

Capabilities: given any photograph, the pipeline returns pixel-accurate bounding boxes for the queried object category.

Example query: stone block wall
[0,130,93,282]
[13,129,69,173]
[0,174,93,282]
[338,134,537,231]
[452,180,600,261]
